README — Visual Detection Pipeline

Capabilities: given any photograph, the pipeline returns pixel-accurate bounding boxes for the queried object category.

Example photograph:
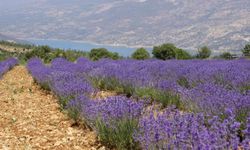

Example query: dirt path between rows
[0,66,102,150]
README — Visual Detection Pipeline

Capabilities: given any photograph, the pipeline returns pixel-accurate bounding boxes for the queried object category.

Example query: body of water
[27,39,152,57]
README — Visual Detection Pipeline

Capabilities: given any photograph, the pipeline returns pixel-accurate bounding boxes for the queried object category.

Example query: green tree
[111,52,121,60]
[89,48,121,61]
[23,45,53,63]
[242,44,250,57]
[219,52,233,60]
[131,48,150,60]
[89,48,110,60]
[197,46,211,59]
[175,48,192,60]
[152,43,177,60]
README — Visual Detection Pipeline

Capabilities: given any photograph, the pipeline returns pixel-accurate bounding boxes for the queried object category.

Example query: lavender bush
[135,108,247,150]
[83,96,144,149]
[0,57,18,77]
[26,58,52,90]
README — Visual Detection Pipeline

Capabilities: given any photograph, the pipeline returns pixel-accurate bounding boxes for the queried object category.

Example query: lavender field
[27,57,250,149]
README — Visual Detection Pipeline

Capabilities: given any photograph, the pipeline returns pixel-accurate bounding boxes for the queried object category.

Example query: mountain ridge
[0,0,249,54]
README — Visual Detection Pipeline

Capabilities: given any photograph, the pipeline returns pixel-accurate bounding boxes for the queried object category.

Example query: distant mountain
[0,33,28,44]
[0,0,249,54]
[0,33,19,42]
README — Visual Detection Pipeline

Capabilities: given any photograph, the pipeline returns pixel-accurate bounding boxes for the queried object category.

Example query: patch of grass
[96,118,139,150]
[90,77,135,97]
[58,96,74,108]
[235,107,249,130]
[67,105,81,123]
[177,77,190,88]
[135,87,183,109]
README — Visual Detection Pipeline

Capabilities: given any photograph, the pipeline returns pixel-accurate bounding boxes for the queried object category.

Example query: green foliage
[175,48,192,60]
[96,119,139,150]
[67,104,82,123]
[219,52,233,60]
[58,96,74,108]
[0,50,12,61]
[235,107,250,130]
[152,43,191,60]
[196,46,211,59]
[112,52,121,60]
[177,77,191,88]
[63,49,88,62]
[39,82,51,91]
[135,87,183,109]
[152,43,176,60]
[90,77,135,97]
[0,41,87,63]
[131,48,150,60]
[242,44,250,57]
[89,48,121,61]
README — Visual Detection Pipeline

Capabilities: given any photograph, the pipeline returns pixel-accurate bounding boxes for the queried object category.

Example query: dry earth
[0,66,103,150]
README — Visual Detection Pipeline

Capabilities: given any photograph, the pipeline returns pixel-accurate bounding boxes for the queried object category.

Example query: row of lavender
[85,59,250,122]
[0,58,18,78]
[27,57,250,149]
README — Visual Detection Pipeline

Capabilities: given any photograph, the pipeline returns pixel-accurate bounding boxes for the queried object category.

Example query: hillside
[0,0,250,53]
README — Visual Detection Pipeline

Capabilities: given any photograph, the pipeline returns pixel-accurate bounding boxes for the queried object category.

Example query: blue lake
[27,39,152,57]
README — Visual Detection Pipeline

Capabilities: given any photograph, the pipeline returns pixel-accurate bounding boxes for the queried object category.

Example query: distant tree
[131,48,150,60]
[175,48,192,60]
[89,48,110,60]
[152,43,192,60]
[111,52,121,60]
[22,45,53,63]
[89,48,121,61]
[242,44,250,57]
[219,52,233,60]
[196,46,211,59]
[152,43,177,60]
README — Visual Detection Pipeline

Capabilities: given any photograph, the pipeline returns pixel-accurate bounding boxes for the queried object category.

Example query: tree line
[132,43,250,60]
[0,40,250,62]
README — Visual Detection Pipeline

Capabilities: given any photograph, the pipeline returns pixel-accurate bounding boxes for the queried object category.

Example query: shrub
[242,44,250,57]
[89,48,121,61]
[96,119,139,149]
[219,52,234,60]
[175,48,192,60]
[196,46,211,59]
[82,96,144,149]
[152,43,191,60]
[131,48,150,60]
[152,43,176,60]
[135,87,183,109]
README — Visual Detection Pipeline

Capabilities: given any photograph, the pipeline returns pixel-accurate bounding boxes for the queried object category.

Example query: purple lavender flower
[0,58,18,77]
[82,96,144,125]
[135,108,242,150]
